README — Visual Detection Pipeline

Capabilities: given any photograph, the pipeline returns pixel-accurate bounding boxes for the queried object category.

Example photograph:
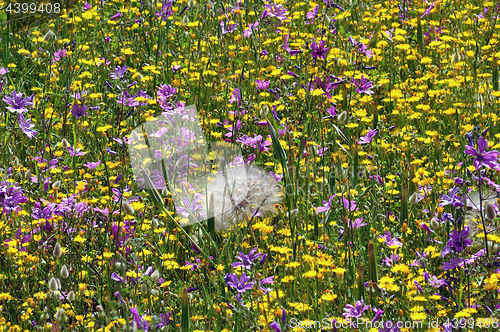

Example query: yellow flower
[320,293,337,301]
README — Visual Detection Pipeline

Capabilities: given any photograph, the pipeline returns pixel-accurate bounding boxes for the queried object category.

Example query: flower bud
[260,105,269,118]
[12,156,19,167]
[131,129,141,142]
[290,208,298,219]
[114,262,126,271]
[60,265,69,279]
[176,155,188,170]
[24,169,32,181]
[141,283,148,294]
[53,242,62,258]
[430,218,440,230]
[61,138,70,149]
[151,289,159,297]
[151,270,160,282]
[49,277,59,292]
[409,192,418,205]
[55,308,65,321]
[485,203,497,220]
[161,187,169,197]
[43,30,55,42]
[338,111,347,123]
[52,180,62,190]
[121,201,135,215]
[67,290,75,302]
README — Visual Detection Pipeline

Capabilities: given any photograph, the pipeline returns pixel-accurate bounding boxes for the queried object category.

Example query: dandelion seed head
[203,164,282,232]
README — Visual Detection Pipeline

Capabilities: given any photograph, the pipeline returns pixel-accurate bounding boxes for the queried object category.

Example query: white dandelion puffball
[202,164,283,232]
[464,190,499,249]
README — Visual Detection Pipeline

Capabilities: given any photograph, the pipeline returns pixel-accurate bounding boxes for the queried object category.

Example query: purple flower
[352,75,374,95]
[83,161,101,169]
[110,65,128,80]
[256,79,270,90]
[259,276,274,294]
[221,20,238,35]
[0,67,9,75]
[379,232,402,247]
[269,321,282,332]
[130,307,143,329]
[358,129,377,144]
[317,195,334,213]
[243,22,259,38]
[262,3,289,21]
[464,137,499,170]
[421,0,438,18]
[442,257,464,271]
[67,147,86,157]
[306,5,319,24]
[2,90,34,114]
[71,102,88,118]
[0,180,28,215]
[348,217,366,229]
[442,226,473,257]
[343,298,370,319]
[110,12,122,20]
[52,49,67,63]
[17,114,38,139]
[225,272,255,293]
[438,187,464,208]
[155,312,171,329]
[231,248,263,270]
[310,40,330,59]
[111,272,125,283]
[341,196,357,211]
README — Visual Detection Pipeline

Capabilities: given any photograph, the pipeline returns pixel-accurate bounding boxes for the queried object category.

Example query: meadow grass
[0,0,500,331]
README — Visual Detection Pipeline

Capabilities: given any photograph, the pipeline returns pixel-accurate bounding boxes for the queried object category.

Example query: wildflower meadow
[1,0,500,330]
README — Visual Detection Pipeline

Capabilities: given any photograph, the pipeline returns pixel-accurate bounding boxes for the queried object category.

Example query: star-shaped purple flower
[464,137,499,170]
[352,75,374,95]
[2,90,34,114]
[17,114,38,139]
[358,129,377,144]
[310,40,330,60]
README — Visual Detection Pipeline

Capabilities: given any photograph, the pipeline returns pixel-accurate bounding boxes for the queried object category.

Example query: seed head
[53,242,62,258]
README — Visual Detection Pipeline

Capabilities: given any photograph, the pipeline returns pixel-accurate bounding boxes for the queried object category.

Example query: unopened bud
[24,169,32,181]
[131,130,141,142]
[151,270,160,282]
[290,208,298,219]
[430,218,440,230]
[338,111,347,123]
[260,105,269,117]
[55,308,65,321]
[151,289,159,297]
[49,277,59,292]
[61,138,70,149]
[161,187,169,196]
[485,203,497,220]
[12,156,19,167]
[53,242,62,258]
[52,180,61,190]
[60,265,69,279]
[176,155,187,170]
[141,283,148,294]
[67,290,75,302]
[409,192,418,205]
[151,218,159,228]
[114,262,126,271]
[121,201,135,215]
[43,30,55,42]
